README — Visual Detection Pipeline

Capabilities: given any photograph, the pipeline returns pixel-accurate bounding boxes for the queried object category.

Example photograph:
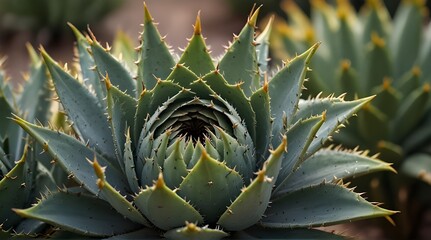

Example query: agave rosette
[273,0,431,182]
[13,6,395,239]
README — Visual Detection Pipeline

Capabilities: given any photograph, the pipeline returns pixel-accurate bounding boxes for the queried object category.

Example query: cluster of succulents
[0,0,122,35]
[272,0,431,237]
[0,4,397,239]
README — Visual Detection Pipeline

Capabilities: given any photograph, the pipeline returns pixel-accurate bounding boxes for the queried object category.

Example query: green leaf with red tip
[90,41,136,97]
[41,50,117,161]
[137,4,175,90]
[134,175,204,231]
[164,224,228,240]
[217,137,286,231]
[13,191,142,237]
[219,9,260,96]
[178,151,243,224]
[269,44,318,146]
[262,183,397,228]
[13,117,129,195]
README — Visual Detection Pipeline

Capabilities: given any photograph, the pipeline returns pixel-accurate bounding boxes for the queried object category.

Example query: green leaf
[112,31,138,74]
[269,44,319,146]
[203,71,256,143]
[256,17,273,77]
[0,148,31,229]
[363,33,392,92]
[124,130,140,193]
[392,85,430,141]
[401,153,431,185]
[13,117,129,195]
[294,96,373,156]
[106,81,137,165]
[261,183,396,228]
[90,41,136,97]
[250,86,271,162]
[336,60,361,99]
[217,137,286,231]
[390,1,423,78]
[14,191,142,237]
[163,140,188,189]
[69,24,105,103]
[94,164,150,227]
[177,14,214,76]
[178,150,243,224]
[166,64,199,87]
[336,16,360,72]
[41,50,117,161]
[275,115,324,188]
[275,148,394,196]
[164,223,228,240]
[218,8,260,96]
[135,174,204,230]
[357,103,388,143]
[137,4,175,90]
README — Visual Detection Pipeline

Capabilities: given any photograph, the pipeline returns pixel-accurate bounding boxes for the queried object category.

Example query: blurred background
[0,0,243,86]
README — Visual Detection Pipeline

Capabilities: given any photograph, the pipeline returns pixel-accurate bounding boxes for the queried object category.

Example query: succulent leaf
[269,43,318,146]
[40,50,117,161]
[137,3,175,90]
[262,183,397,228]
[275,147,394,196]
[135,174,204,230]
[13,191,142,237]
[217,136,286,230]
[401,153,431,184]
[219,8,260,96]
[0,148,31,229]
[178,150,243,224]
[13,117,129,195]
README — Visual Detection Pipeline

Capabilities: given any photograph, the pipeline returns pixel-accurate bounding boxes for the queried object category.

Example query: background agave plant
[272,0,431,238]
[11,5,396,239]
[0,0,122,36]
[0,46,64,237]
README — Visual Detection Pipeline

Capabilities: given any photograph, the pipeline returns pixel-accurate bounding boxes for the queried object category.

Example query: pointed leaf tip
[143,2,153,23]
[194,11,202,35]
[248,5,261,27]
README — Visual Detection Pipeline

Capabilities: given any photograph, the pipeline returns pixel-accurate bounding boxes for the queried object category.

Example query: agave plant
[0,46,63,237]
[273,0,431,237]
[12,5,395,239]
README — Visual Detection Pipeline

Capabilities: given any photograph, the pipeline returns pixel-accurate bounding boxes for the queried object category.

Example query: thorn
[194,11,202,35]
[143,2,153,23]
